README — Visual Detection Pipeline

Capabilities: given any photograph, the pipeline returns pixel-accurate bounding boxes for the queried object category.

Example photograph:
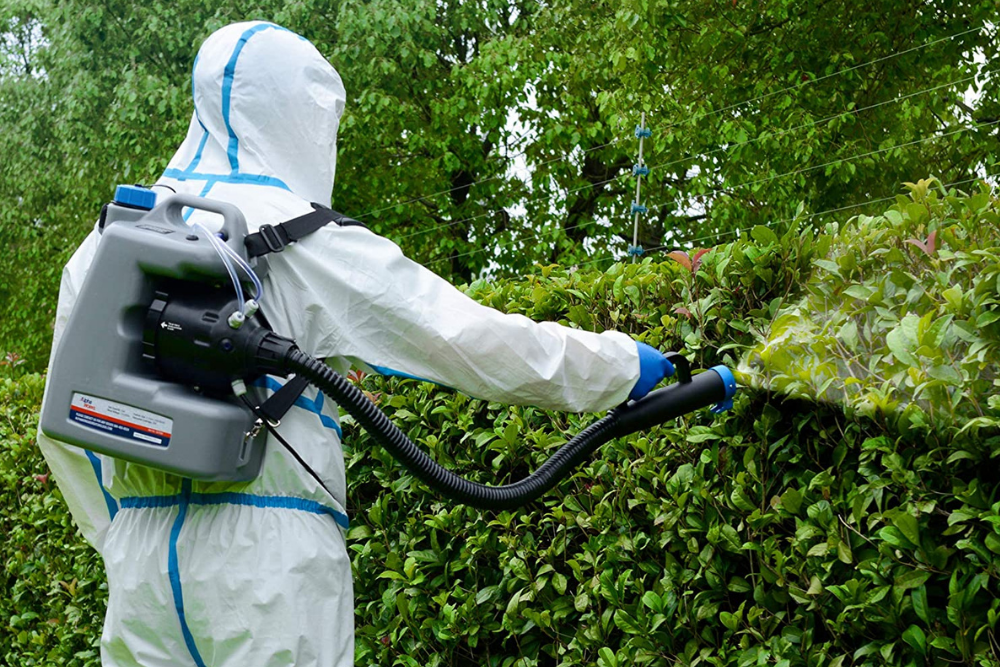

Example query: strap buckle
[258,224,285,253]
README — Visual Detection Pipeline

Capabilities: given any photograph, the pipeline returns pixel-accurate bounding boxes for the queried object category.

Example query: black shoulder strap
[256,374,311,425]
[245,203,367,258]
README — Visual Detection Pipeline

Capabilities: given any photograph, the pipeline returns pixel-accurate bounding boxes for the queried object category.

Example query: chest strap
[245,203,366,258]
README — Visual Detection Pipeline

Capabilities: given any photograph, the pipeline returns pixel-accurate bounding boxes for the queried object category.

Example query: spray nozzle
[614,365,739,437]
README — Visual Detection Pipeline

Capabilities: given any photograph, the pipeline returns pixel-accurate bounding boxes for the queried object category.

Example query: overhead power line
[674,175,989,250]
[668,26,983,132]
[356,138,620,220]
[391,72,984,247]
[424,119,998,269]
[353,25,983,223]
[622,73,977,259]
[640,119,1000,224]
[571,174,992,270]
[644,74,976,181]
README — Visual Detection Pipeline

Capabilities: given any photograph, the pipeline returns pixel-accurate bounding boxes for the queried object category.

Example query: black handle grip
[613,369,728,438]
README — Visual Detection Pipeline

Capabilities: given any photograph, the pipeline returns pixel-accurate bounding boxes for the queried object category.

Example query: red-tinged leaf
[667,251,692,271]
[34,474,49,484]
[904,238,930,256]
[692,248,712,272]
[926,230,937,255]
[674,307,693,318]
[2,351,24,367]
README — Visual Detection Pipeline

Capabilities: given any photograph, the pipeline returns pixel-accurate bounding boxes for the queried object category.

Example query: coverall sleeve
[268,225,641,413]
[36,230,117,552]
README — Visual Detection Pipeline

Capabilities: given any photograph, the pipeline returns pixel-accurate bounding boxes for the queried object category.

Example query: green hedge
[3,180,1000,666]
[0,374,106,666]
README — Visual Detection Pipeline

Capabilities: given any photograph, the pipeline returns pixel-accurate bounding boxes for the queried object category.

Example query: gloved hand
[629,342,676,401]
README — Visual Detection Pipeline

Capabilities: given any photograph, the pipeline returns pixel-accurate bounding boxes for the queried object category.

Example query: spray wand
[147,294,738,510]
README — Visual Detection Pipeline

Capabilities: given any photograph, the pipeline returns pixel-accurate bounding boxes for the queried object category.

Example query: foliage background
[2,0,1000,665]
[4,184,1000,665]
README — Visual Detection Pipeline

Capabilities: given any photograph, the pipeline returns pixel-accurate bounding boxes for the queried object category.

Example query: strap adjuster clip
[258,224,285,253]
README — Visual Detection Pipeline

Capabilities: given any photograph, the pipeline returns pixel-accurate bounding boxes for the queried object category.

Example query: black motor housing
[144,283,296,395]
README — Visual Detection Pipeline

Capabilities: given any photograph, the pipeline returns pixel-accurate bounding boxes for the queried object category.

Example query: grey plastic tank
[39,190,268,481]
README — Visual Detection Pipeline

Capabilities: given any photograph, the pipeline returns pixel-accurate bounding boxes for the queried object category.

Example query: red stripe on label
[70,406,172,438]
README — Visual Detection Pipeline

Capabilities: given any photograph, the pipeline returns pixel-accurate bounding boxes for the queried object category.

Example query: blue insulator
[631,203,648,215]
[634,126,652,139]
[627,245,645,256]
[632,164,650,177]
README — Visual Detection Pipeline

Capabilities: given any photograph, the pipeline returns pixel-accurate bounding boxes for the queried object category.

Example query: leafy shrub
[347,180,1000,666]
[3,181,999,666]
[743,178,1000,446]
[0,371,106,666]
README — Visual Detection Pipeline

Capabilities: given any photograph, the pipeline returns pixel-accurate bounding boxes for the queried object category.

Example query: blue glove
[629,342,676,401]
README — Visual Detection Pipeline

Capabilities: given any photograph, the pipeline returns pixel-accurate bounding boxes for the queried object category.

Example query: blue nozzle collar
[114,184,157,211]
[710,365,737,399]
[709,365,737,413]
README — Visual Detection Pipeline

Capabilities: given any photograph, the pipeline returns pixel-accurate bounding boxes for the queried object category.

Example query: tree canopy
[1,0,997,367]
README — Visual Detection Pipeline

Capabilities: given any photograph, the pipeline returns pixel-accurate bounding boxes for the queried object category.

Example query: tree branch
[956,99,1000,125]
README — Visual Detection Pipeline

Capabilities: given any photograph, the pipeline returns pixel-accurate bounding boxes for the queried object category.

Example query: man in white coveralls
[36,21,675,667]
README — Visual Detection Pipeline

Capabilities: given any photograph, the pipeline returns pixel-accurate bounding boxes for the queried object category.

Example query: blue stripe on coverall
[167,479,207,667]
[186,53,209,172]
[221,23,288,171]
[161,168,292,191]
[149,378,347,664]
[166,22,296,222]
[119,492,350,529]
[83,450,118,520]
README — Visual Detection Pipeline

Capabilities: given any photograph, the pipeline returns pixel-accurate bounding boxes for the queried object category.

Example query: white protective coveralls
[37,21,643,667]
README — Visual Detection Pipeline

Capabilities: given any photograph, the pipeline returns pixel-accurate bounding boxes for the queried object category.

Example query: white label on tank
[69,393,172,447]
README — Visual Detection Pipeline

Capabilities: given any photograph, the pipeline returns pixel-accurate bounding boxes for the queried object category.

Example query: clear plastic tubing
[218,239,263,301]
[193,222,245,315]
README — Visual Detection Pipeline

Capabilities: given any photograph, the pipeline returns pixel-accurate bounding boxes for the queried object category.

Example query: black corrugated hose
[286,348,624,510]
[149,290,731,507]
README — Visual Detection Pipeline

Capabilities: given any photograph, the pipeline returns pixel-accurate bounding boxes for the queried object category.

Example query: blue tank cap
[114,184,157,211]
[708,365,738,413]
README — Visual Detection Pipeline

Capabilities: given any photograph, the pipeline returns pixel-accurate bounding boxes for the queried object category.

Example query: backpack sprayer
[40,186,738,510]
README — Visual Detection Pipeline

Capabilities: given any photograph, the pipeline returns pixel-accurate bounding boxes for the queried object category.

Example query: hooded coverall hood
[164,22,346,207]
